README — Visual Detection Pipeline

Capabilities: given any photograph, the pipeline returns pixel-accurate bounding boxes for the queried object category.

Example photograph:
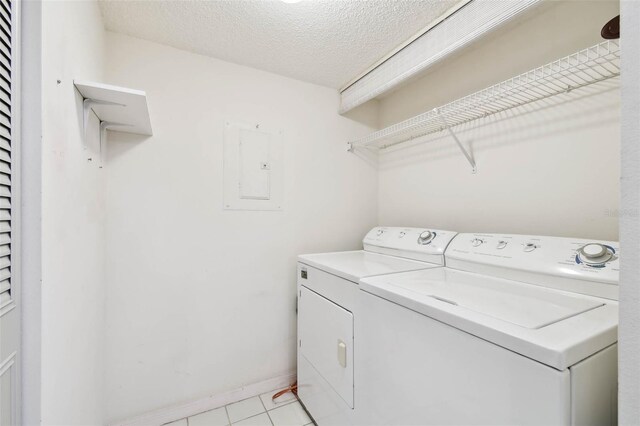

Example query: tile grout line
[267,398,296,412]
[224,404,232,426]
[227,395,268,425]
[231,412,271,426]
[258,393,268,412]
[258,391,274,426]
[269,400,311,426]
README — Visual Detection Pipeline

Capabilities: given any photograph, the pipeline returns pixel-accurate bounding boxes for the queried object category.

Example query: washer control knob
[471,238,483,247]
[376,229,384,236]
[399,231,406,238]
[581,244,606,259]
[524,243,537,252]
[577,243,613,265]
[418,230,435,245]
[496,241,508,250]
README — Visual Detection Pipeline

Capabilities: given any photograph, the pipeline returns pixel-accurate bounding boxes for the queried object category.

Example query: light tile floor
[164,390,314,426]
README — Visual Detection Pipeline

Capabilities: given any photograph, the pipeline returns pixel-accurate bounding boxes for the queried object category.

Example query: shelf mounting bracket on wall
[346,141,379,153]
[99,121,130,169]
[83,98,124,152]
[434,108,477,174]
[75,80,153,166]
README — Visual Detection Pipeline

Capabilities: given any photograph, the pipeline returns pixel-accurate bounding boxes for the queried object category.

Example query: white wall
[620,1,640,423]
[376,0,620,241]
[40,2,107,424]
[103,33,378,422]
[29,1,627,423]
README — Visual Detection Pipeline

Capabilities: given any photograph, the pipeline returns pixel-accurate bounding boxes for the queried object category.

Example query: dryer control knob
[418,230,435,245]
[471,238,483,247]
[524,243,537,252]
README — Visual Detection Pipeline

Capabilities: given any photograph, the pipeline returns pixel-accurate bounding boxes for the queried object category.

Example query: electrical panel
[223,121,283,211]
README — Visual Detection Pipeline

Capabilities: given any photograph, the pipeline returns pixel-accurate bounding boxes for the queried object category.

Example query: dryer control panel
[446,233,620,299]
[363,227,457,264]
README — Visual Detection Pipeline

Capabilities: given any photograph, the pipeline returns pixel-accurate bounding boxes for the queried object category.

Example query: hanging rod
[347,40,620,160]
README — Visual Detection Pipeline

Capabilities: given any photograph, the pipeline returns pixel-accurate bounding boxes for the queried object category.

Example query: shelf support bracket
[82,98,125,153]
[435,108,477,173]
[99,121,129,169]
[346,142,378,153]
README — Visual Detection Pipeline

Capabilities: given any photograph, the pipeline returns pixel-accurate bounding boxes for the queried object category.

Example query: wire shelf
[348,40,620,152]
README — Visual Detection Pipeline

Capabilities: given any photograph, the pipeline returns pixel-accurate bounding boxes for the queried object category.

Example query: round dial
[471,238,483,247]
[577,243,613,265]
[523,243,537,252]
[496,241,508,250]
[418,230,435,245]
[376,229,384,236]
[582,244,606,259]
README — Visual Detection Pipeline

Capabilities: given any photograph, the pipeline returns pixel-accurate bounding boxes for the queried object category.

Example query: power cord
[272,381,298,402]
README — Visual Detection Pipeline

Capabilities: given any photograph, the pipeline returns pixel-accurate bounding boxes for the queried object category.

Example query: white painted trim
[339,0,542,113]
[19,1,42,424]
[112,371,297,426]
[620,1,640,423]
[339,0,472,93]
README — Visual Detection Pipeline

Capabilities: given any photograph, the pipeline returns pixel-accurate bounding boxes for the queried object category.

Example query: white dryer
[357,233,619,426]
[297,227,457,426]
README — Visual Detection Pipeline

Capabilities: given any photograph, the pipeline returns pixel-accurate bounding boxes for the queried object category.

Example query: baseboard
[112,371,297,426]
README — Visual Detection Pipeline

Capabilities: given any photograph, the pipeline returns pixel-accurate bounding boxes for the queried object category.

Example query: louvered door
[0,0,18,424]
[0,0,10,304]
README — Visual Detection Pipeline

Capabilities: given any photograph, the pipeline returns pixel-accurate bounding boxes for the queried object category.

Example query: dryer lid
[298,250,440,283]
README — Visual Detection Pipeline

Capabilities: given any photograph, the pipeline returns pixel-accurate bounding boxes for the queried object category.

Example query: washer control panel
[363,227,458,263]
[446,233,620,286]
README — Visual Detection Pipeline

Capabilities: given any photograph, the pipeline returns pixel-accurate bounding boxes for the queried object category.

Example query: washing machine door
[299,286,354,408]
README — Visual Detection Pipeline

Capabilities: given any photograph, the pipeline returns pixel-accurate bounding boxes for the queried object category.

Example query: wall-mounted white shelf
[75,80,152,135]
[74,80,153,166]
[347,40,620,172]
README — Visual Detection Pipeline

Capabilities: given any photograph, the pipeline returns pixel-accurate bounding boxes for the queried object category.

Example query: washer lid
[298,250,439,283]
[385,269,603,329]
[360,268,618,370]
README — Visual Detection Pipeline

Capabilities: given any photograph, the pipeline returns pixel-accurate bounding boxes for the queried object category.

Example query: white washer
[357,233,619,426]
[297,227,457,426]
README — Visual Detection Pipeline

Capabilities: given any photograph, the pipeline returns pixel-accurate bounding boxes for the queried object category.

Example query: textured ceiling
[98,0,459,89]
